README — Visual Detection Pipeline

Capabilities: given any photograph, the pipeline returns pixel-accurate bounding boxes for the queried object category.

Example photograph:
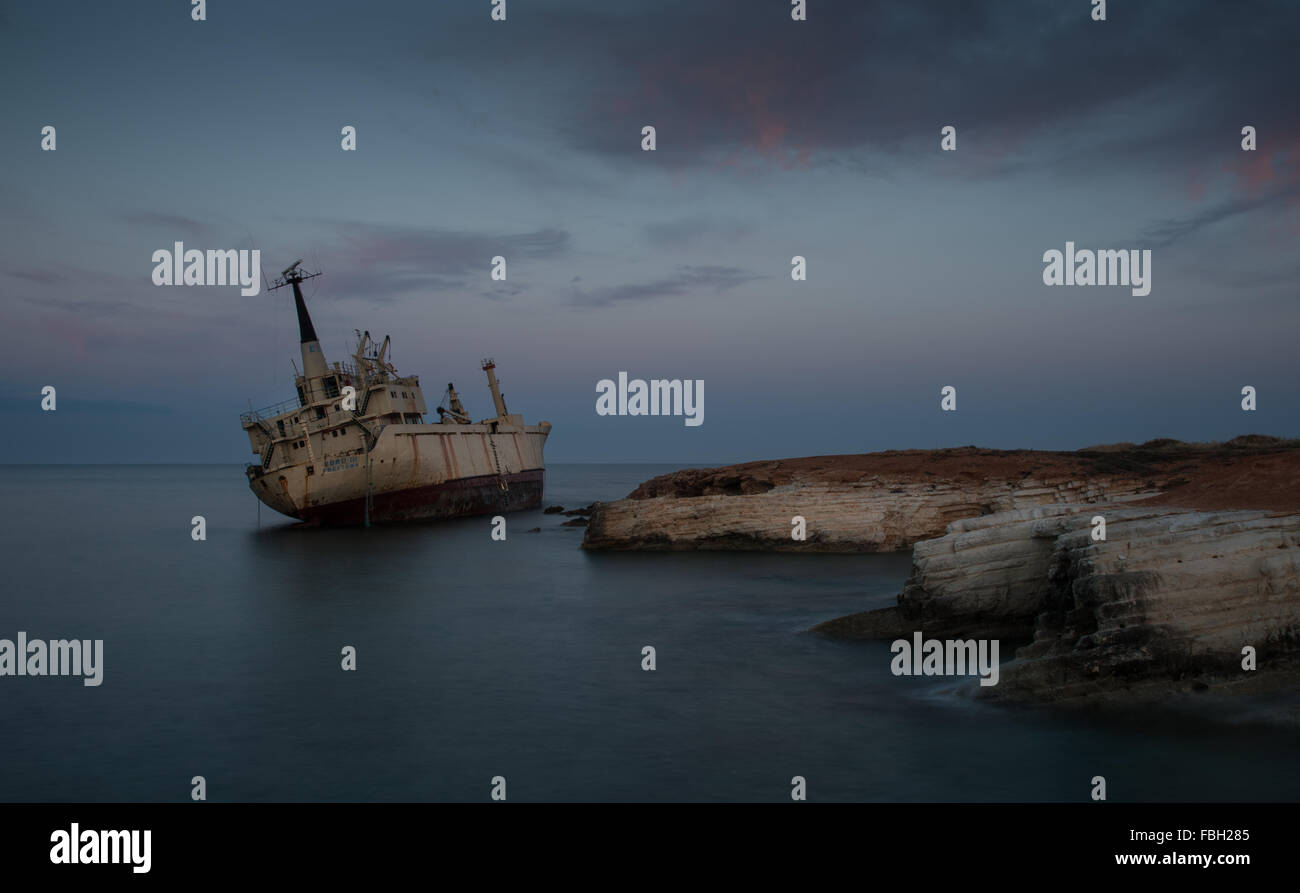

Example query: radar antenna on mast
[268,259,322,291]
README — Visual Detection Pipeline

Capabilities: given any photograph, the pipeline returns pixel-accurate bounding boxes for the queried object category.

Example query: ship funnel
[482,359,508,418]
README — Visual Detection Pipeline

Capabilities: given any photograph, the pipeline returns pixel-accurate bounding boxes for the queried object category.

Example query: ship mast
[270,260,327,403]
[482,358,509,418]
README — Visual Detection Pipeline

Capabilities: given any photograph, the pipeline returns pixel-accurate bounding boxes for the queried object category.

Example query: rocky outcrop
[813,505,1127,638]
[582,441,1300,552]
[584,439,1300,702]
[814,505,1300,701]
[583,472,1158,552]
[995,509,1300,701]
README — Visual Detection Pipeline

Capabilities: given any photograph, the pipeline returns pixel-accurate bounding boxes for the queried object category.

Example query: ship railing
[343,357,394,382]
[241,396,303,425]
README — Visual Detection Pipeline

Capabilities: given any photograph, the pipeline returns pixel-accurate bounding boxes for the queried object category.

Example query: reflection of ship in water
[241,261,549,525]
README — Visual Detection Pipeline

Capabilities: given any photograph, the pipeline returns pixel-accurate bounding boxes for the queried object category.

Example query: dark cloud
[1139,182,1300,249]
[480,284,525,302]
[643,216,756,248]
[570,264,763,307]
[305,222,573,302]
[120,211,218,239]
[6,268,66,285]
[18,295,143,318]
[1182,259,1300,291]
[416,0,1298,184]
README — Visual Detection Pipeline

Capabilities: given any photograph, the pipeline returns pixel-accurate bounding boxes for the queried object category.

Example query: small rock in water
[525,527,542,533]
[563,503,596,516]
[561,517,589,527]
[543,505,565,514]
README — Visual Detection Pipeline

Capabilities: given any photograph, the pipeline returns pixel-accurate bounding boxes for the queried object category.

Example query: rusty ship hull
[296,469,544,525]
[248,422,549,526]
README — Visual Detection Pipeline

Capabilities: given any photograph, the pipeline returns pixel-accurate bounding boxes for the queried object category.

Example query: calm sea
[1,464,1296,802]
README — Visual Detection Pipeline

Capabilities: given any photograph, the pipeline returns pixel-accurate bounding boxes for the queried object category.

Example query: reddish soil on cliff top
[627,436,1300,512]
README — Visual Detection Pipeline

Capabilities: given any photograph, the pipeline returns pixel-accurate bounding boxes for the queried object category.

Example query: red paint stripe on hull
[298,469,544,526]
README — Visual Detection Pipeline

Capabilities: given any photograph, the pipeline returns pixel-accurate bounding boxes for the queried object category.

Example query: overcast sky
[2,0,1297,463]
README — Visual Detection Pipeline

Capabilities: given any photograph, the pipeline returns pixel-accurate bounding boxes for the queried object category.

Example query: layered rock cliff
[814,504,1300,701]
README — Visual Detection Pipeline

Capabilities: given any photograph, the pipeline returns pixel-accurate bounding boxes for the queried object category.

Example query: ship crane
[437,382,472,424]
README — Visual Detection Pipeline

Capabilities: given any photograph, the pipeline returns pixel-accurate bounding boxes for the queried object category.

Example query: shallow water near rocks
[2,463,1297,801]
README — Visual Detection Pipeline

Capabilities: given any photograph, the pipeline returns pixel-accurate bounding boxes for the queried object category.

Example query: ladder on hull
[487,434,510,494]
